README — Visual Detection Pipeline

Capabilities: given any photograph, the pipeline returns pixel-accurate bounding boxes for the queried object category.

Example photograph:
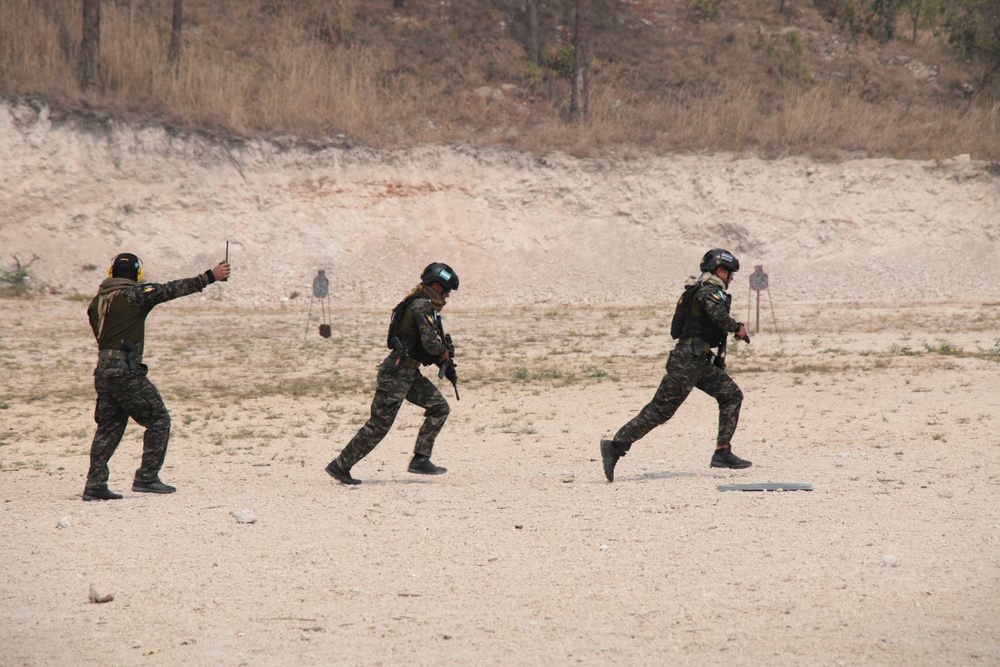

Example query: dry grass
[2,0,999,157]
[0,295,997,481]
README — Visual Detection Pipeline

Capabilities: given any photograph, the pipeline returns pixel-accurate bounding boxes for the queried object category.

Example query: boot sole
[325,463,361,485]
[82,492,122,501]
[710,461,752,469]
[132,485,177,494]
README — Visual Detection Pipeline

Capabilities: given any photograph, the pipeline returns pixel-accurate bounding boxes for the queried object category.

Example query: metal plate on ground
[718,482,813,492]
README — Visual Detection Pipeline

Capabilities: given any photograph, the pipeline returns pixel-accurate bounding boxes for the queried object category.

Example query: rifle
[715,324,750,370]
[712,337,727,370]
[438,334,460,400]
[737,321,751,345]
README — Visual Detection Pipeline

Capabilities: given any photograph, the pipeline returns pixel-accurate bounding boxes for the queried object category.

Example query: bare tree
[906,0,922,43]
[0,253,41,296]
[80,0,101,90]
[527,0,540,63]
[168,0,183,68]
[902,0,943,43]
[569,0,590,122]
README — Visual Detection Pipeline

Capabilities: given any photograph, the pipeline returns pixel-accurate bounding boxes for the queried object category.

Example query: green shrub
[924,342,962,355]
[0,253,39,297]
[545,46,574,79]
[689,0,722,23]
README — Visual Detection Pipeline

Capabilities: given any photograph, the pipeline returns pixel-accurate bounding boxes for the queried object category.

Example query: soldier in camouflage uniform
[325,263,459,485]
[82,253,231,501]
[600,249,751,482]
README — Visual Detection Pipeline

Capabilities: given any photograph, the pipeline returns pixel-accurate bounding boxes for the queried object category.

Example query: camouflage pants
[613,347,743,450]
[337,361,450,470]
[86,360,171,488]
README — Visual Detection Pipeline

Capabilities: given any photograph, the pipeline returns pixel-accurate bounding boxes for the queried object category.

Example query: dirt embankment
[2,99,999,308]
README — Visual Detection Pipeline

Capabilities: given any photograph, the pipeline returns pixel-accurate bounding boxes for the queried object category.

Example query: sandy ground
[2,99,1000,665]
[1,295,998,666]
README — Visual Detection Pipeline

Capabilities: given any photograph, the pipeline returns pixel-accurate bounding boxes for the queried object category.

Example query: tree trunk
[909,3,921,43]
[569,0,590,122]
[168,0,183,68]
[527,0,540,64]
[80,0,101,91]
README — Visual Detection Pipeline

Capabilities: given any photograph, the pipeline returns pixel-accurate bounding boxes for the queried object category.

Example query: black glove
[736,322,750,345]
[444,361,458,384]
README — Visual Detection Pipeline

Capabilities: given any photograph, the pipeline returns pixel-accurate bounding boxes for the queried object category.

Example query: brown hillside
[1,0,998,157]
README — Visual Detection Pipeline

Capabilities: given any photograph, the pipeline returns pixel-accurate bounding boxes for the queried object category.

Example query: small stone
[56,516,71,529]
[89,580,115,603]
[233,510,257,524]
[883,554,899,567]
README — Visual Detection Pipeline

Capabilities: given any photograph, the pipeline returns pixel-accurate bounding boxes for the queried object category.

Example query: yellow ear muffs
[108,254,144,282]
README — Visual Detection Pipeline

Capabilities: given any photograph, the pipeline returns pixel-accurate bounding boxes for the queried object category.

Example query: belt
[677,338,713,353]
[402,357,420,369]
[98,349,129,360]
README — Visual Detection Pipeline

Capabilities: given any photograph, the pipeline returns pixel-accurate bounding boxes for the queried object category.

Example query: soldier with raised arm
[82,252,231,501]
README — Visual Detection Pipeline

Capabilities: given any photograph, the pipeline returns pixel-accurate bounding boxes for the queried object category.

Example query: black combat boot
[325,459,361,485]
[82,487,123,501]
[408,455,446,475]
[600,439,627,482]
[132,479,177,493]
[711,445,752,469]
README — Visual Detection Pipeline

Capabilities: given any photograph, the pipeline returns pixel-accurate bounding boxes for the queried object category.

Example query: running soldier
[325,263,459,485]
[600,249,751,482]
[82,253,231,501]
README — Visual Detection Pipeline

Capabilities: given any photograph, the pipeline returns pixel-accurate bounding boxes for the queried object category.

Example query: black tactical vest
[387,294,440,365]
[670,281,730,347]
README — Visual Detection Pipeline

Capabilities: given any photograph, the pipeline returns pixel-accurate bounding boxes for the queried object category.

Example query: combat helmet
[108,253,144,282]
[421,262,459,291]
[700,249,740,274]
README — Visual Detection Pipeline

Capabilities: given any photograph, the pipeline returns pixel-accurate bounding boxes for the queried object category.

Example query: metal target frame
[747,264,781,341]
[304,269,332,340]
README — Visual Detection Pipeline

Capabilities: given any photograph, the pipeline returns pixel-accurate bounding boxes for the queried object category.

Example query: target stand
[304,270,332,340]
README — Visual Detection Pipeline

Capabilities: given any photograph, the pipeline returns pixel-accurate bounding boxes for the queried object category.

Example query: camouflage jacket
[688,275,740,346]
[87,271,216,350]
